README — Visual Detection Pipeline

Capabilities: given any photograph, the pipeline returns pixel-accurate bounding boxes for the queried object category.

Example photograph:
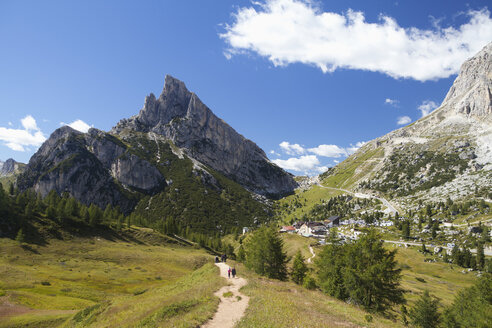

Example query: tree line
[0,182,236,257]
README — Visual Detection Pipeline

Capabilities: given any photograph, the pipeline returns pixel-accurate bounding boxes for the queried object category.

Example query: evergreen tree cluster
[315,229,405,312]
[243,226,289,280]
[0,182,237,257]
[300,195,383,223]
[0,182,128,241]
[448,243,491,271]
[407,274,491,328]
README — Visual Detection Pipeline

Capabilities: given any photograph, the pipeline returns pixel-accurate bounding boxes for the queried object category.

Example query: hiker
[215,256,219,263]
[231,267,236,278]
[222,254,227,263]
[228,267,231,278]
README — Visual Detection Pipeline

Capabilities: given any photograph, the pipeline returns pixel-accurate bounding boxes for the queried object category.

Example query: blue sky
[0,0,491,175]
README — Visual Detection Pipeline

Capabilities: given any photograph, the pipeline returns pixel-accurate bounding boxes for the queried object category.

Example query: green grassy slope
[321,146,384,190]
[275,186,343,224]
[0,228,224,328]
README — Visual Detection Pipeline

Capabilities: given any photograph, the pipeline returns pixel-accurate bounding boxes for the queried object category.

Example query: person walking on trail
[231,267,236,278]
[227,267,231,278]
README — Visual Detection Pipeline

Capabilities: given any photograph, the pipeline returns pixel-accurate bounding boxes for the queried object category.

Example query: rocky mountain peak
[136,75,195,127]
[0,158,25,178]
[0,158,16,176]
[112,75,297,197]
[441,41,492,121]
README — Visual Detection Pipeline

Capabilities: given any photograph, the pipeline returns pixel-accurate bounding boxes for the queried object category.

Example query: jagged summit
[135,75,194,128]
[441,42,492,120]
[0,158,25,177]
[113,75,297,197]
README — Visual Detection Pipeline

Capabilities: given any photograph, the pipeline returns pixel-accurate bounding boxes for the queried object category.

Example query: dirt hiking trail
[202,262,249,328]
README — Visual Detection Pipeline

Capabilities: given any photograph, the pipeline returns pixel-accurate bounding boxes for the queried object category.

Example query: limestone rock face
[17,126,165,213]
[441,42,492,120]
[0,158,23,177]
[112,75,297,197]
[321,42,492,205]
[18,73,296,217]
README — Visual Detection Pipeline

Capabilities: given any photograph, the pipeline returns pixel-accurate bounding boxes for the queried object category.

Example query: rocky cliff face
[112,75,297,197]
[321,42,492,205]
[18,75,296,222]
[0,158,25,177]
[441,42,492,120]
[17,126,165,213]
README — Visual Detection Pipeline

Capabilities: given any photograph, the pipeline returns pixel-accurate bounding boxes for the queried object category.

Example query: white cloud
[397,116,412,125]
[8,122,12,126]
[418,100,438,117]
[0,115,46,151]
[279,141,305,155]
[21,115,39,131]
[272,155,325,174]
[333,160,339,164]
[221,0,492,81]
[269,150,281,156]
[308,144,347,158]
[385,98,399,107]
[346,141,366,154]
[278,140,366,159]
[61,119,92,133]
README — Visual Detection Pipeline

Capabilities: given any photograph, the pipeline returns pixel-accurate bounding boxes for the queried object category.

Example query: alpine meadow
[1,1,491,327]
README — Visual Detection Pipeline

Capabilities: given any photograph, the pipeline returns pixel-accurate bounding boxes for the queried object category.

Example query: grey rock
[111,153,164,192]
[0,158,21,177]
[112,75,297,198]
[17,126,165,213]
[442,42,492,120]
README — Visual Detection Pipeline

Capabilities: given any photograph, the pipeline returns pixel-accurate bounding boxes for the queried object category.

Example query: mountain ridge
[320,42,492,207]
[16,76,297,232]
[112,75,297,197]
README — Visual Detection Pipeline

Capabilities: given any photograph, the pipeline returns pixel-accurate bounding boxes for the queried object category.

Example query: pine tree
[0,183,8,216]
[402,220,411,239]
[244,226,289,280]
[443,275,491,327]
[409,290,440,328]
[45,205,56,219]
[476,242,485,270]
[316,229,404,312]
[15,228,25,244]
[237,245,246,262]
[88,204,102,227]
[24,202,33,218]
[401,305,409,326]
[291,250,308,285]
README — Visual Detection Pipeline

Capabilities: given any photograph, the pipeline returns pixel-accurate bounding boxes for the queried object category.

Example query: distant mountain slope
[0,158,25,192]
[321,42,492,206]
[17,76,297,233]
[0,158,25,177]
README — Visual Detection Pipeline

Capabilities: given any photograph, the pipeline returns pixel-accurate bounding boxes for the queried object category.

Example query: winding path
[383,239,492,256]
[307,246,316,264]
[314,178,399,214]
[202,263,249,328]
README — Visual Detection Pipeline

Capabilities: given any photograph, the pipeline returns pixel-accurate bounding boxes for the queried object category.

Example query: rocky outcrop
[17,126,165,213]
[0,158,24,177]
[321,42,492,204]
[112,75,297,197]
[441,42,492,120]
